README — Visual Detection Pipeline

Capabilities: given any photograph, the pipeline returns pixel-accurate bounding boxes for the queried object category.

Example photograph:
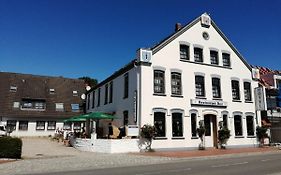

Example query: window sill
[245,101,253,103]
[153,93,167,97]
[171,95,183,98]
[123,97,128,99]
[153,137,167,140]
[212,98,222,101]
[232,100,242,103]
[195,96,207,99]
[235,136,244,138]
[247,136,256,138]
[191,136,199,139]
[172,137,185,140]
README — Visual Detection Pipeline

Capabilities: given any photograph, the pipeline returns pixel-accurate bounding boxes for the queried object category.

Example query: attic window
[49,89,55,94]
[73,90,78,96]
[10,86,17,92]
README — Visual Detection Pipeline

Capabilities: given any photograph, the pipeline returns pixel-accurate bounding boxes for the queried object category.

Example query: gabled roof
[151,13,253,71]
[252,65,281,76]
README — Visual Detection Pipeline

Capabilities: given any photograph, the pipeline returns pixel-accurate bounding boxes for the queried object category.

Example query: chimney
[175,23,182,32]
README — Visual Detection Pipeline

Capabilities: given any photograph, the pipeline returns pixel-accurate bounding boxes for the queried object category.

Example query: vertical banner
[254,87,266,111]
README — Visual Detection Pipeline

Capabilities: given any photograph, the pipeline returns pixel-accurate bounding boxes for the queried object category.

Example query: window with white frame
[234,115,243,136]
[19,121,28,131]
[36,121,45,130]
[180,44,189,60]
[13,102,20,108]
[154,70,165,94]
[244,82,252,101]
[246,116,254,136]
[210,50,219,65]
[222,53,231,67]
[73,90,78,96]
[232,80,240,100]
[195,75,205,97]
[171,72,182,95]
[55,103,64,111]
[10,86,17,92]
[172,113,183,137]
[47,121,56,130]
[154,112,166,137]
[7,120,16,131]
[212,78,221,98]
[49,88,55,94]
[223,114,228,129]
[71,104,79,112]
[194,47,203,62]
[63,122,72,130]
[73,122,81,130]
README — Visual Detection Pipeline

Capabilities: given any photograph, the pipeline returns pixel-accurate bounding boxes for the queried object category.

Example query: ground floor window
[19,121,28,131]
[47,121,56,130]
[154,112,166,137]
[234,115,243,136]
[63,122,72,130]
[223,114,228,129]
[7,120,16,131]
[172,113,183,137]
[73,122,82,130]
[36,121,45,130]
[191,113,197,137]
[246,116,255,136]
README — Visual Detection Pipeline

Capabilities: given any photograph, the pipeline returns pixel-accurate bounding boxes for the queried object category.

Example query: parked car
[0,124,6,136]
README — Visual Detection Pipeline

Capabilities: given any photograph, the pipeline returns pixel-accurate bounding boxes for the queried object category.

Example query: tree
[79,76,98,88]
[256,126,268,147]
[196,120,206,150]
[218,121,230,149]
[139,124,156,151]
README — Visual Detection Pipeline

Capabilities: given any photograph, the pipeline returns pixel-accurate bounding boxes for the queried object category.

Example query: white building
[86,13,259,150]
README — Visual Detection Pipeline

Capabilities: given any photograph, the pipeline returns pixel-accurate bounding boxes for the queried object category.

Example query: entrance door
[204,114,218,148]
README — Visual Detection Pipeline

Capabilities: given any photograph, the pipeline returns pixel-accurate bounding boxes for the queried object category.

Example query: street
[27,152,281,175]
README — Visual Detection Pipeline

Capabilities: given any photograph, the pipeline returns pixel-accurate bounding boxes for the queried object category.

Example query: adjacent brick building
[0,72,85,136]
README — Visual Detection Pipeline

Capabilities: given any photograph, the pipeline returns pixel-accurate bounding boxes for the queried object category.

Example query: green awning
[63,116,86,122]
[76,112,117,120]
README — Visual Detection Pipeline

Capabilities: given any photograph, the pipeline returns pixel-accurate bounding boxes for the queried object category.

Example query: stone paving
[0,137,280,175]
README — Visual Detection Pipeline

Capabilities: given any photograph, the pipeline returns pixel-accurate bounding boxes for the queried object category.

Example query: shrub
[218,127,231,149]
[140,124,156,151]
[0,137,22,159]
[256,126,268,147]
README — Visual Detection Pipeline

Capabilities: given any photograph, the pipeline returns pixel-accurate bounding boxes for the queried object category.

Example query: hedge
[0,137,22,159]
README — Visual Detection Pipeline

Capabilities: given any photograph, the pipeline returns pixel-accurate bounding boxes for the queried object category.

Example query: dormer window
[73,90,78,96]
[10,86,17,92]
[49,89,55,94]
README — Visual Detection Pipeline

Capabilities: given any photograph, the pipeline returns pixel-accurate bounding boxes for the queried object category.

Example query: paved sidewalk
[0,137,280,175]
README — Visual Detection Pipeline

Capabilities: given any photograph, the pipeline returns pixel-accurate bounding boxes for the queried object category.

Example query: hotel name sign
[191,99,227,107]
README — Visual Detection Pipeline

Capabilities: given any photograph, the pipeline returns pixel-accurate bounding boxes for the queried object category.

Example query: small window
[97,88,101,107]
[210,50,219,65]
[124,73,129,99]
[73,122,81,130]
[172,113,183,137]
[10,86,17,92]
[55,103,64,111]
[47,121,56,130]
[154,112,166,137]
[244,82,252,101]
[246,116,254,136]
[232,80,240,100]
[104,84,108,105]
[36,121,45,130]
[212,78,221,98]
[109,82,113,103]
[13,102,20,108]
[123,111,129,126]
[87,94,90,110]
[171,72,182,95]
[73,91,78,96]
[92,91,95,108]
[223,114,228,129]
[63,122,72,130]
[222,53,231,67]
[195,75,205,97]
[71,104,80,112]
[154,70,165,94]
[19,121,28,131]
[194,48,203,62]
[49,89,55,94]
[234,115,243,136]
[180,44,189,60]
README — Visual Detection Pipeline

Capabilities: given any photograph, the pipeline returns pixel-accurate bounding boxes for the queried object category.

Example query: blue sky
[0,0,280,82]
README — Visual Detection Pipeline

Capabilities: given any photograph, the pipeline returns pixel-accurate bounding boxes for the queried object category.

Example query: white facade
[87,14,259,150]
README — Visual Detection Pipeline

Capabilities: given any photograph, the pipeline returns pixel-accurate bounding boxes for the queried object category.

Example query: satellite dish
[81,94,86,100]
[86,86,91,91]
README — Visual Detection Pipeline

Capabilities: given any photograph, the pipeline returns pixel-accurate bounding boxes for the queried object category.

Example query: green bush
[0,137,22,159]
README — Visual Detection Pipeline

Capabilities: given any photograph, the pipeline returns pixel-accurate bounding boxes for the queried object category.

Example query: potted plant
[218,121,230,149]
[256,126,268,147]
[139,124,156,151]
[196,120,206,150]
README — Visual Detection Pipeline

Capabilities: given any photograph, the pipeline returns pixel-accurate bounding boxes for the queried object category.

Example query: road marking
[261,159,273,162]
[135,168,191,175]
[211,162,248,168]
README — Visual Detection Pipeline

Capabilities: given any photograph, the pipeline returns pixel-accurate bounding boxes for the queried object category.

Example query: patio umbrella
[76,112,117,120]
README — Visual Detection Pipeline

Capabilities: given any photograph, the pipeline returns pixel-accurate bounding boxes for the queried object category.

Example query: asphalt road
[27,152,281,175]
